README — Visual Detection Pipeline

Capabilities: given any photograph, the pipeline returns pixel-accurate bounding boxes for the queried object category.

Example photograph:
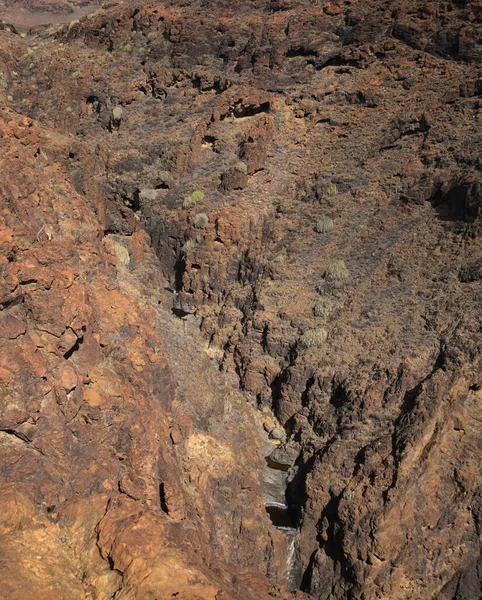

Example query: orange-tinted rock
[0,95,283,598]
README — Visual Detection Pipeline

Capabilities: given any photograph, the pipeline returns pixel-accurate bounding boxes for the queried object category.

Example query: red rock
[0,314,26,339]
[58,364,77,393]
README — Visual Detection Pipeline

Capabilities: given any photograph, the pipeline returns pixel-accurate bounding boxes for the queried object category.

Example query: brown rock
[83,388,104,407]
[0,313,26,339]
[58,363,77,392]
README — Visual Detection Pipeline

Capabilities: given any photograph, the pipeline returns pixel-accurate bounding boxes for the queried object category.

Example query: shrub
[322,182,338,196]
[315,216,334,233]
[314,298,333,317]
[113,242,130,265]
[301,327,327,348]
[182,239,195,254]
[193,213,209,229]
[158,171,170,184]
[112,106,123,121]
[183,189,204,209]
[235,161,248,174]
[325,260,349,281]
[139,188,158,202]
[191,190,204,202]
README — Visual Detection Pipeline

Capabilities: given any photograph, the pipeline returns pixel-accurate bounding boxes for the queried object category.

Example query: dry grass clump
[322,182,338,196]
[315,217,334,233]
[139,188,158,202]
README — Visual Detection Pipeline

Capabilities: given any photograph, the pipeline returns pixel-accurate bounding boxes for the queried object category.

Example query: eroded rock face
[0,109,296,599]
[1,0,482,598]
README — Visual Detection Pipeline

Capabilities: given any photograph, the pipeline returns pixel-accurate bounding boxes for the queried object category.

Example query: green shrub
[325,260,349,281]
[315,217,334,233]
[235,161,248,174]
[314,298,333,317]
[183,189,204,209]
[301,327,327,348]
[193,213,209,229]
[322,182,338,196]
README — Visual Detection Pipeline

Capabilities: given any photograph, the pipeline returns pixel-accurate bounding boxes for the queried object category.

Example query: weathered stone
[270,427,285,441]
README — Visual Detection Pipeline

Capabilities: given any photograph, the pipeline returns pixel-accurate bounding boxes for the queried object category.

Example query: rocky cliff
[1,0,482,598]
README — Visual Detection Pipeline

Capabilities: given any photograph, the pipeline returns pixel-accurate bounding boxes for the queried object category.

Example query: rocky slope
[0,105,302,599]
[1,0,482,598]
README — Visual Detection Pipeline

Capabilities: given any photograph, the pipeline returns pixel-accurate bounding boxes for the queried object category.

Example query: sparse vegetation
[86,7,104,18]
[325,260,349,282]
[112,106,123,121]
[183,189,205,209]
[301,327,327,348]
[314,298,333,317]
[322,182,338,196]
[113,242,130,265]
[315,217,334,233]
[193,213,209,229]
[139,188,158,202]
[182,239,196,254]
[235,161,248,174]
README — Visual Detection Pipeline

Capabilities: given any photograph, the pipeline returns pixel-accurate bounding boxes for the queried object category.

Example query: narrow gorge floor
[155,262,301,590]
